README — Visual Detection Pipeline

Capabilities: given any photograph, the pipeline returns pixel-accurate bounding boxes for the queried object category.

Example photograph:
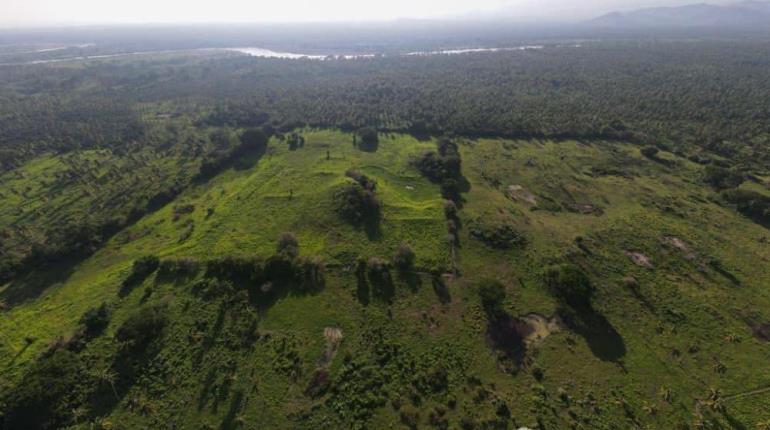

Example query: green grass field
[2,130,769,429]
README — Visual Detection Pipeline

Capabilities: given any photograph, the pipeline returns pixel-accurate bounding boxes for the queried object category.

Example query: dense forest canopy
[1,40,769,172]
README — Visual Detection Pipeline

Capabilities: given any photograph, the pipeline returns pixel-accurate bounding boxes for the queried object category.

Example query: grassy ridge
[1,131,769,429]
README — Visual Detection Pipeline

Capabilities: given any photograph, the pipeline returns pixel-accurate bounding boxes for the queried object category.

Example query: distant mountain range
[590,1,770,28]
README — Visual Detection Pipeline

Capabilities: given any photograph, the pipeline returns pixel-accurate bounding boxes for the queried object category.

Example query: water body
[1,44,581,66]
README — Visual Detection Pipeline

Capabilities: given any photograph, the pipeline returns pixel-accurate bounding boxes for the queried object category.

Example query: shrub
[722,188,770,225]
[703,165,744,190]
[444,200,458,219]
[356,127,379,151]
[335,182,380,225]
[400,405,420,430]
[158,257,199,278]
[469,223,527,249]
[414,139,464,203]
[276,232,300,259]
[478,279,506,316]
[206,256,263,282]
[345,169,377,190]
[640,146,659,159]
[1,349,85,429]
[367,257,391,281]
[115,305,168,356]
[544,264,593,307]
[79,303,110,337]
[393,243,416,271]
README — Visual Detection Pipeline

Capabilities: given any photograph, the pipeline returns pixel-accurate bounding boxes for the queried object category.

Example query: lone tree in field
[543,263,593,308]
[393,243,416,272]
[356,127,379,152]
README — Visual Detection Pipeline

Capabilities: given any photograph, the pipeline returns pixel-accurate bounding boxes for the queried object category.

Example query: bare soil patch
[625,251,653,268]
[507,185,537,205]
[569,203,604,216]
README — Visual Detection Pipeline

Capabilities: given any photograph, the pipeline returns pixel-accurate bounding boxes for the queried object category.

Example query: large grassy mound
[1,131,769,429]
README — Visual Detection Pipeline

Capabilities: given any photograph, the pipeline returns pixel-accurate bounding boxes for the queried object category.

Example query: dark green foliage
[277,232,300,259]
[478,279,506,316]
[157,257,200,279]
[641,146,659,159]
[335,181,381,226]
[414,138,466,202]
[703,165,744,190]
[1,349,85,429]
[198,127,270,179]
[722,189,770,226]
[356,127,379,151]
[444,200,458,219]
[393,243,416,272]
[205,256,264,283]
[469,223,527,249]
[287,132,305,150]
[79,302,110,338]
[544,264,593,307]
[191,277,235,299]
[345,169,377,190]
[239,128,269,153]
[115,304,168,357]
[305,369,331,398]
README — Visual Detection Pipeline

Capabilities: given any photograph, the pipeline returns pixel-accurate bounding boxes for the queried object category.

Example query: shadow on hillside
[0,260,76,307]
[431,273,451,304]
[89,338,166,420]
[220,389,245,430]
[558,306,626,362]
[194,141,268,184]
[364,217,382,241]
[483,309,528,372]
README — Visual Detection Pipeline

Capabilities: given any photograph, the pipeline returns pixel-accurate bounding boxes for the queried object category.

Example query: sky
[0,0,711,26]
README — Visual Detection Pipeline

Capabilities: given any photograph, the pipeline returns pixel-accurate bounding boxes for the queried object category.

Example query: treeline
[1,40,770,172]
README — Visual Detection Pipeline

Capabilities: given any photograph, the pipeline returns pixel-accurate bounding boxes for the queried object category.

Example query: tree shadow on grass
[431,273,451,304]
[356,271,370,306]
[398,270,423,293]
[219,389,245,430]
[485,311,528,372]
[558,305,626,362]
[0,260,76,307]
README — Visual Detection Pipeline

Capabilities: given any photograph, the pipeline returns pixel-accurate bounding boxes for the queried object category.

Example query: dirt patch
[625,251,653,268]
[507,185,537,205]
[486,313,561,369]
[569,203,604,216]
[520,313,561,347]
[663,236,688,252]
[319,327,343,366]
[752,323,770,342]
[662,236,697,260]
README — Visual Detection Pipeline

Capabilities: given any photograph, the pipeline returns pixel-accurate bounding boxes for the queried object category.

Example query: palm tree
[90,366,119,399]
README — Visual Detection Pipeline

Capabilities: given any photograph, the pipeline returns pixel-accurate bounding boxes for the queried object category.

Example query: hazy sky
[0,0,710,26]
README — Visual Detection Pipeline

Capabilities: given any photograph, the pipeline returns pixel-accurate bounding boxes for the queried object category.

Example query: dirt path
[723,385,770,402]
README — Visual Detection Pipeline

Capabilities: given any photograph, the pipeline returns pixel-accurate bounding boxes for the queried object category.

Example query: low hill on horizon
[589,0,770,28]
